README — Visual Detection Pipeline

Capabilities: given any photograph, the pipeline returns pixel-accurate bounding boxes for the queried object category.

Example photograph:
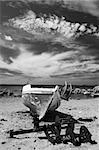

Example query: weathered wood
[9,127,44,138]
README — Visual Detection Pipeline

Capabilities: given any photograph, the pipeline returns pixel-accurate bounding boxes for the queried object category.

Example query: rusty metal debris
[8,115,97,146]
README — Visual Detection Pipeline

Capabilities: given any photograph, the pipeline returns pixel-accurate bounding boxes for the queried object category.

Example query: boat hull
[22,82,72,120]
[22,85,61,120]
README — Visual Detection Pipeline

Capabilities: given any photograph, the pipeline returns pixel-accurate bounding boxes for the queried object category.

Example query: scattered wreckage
[8,115,97,146]
[8,81,97,146]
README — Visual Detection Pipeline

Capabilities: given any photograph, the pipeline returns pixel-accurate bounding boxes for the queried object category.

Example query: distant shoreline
[0,84,95,88]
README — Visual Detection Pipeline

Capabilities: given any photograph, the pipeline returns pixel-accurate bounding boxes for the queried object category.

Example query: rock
[0,118,7,121]
[1,141,6,144]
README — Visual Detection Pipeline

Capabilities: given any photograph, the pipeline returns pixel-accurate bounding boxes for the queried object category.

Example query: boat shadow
[42,110,79,124]
[8,110,79,138]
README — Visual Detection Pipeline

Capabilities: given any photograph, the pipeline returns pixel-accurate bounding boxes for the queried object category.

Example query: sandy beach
[0,97,99,150]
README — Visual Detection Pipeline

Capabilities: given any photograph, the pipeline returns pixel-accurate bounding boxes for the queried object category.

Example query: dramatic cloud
[0,39,99,79]
[59,0,99,18]
[8,10,99,39]
[0,0,99,84]
[9,0,99,17]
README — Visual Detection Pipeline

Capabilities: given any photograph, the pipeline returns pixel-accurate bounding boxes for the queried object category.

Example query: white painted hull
[22,82,72,120]
[22,85,61,120]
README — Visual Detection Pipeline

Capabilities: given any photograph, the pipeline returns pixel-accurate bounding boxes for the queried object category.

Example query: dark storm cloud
[77,35,99,61]
[1,0,99,25]
[27,41,51,54]
[28,41,72,54]
[0,46,20,64]
[37,0,99,19]
[0,0,29,23]
[5,0,98,18]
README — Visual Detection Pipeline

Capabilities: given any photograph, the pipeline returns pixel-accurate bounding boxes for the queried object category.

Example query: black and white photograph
[0,0,99,149]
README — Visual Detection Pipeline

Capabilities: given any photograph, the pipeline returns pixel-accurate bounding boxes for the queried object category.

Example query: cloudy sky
[0,0,99,85]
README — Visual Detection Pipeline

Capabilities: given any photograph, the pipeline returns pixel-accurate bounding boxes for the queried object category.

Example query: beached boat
[22,82,72,120]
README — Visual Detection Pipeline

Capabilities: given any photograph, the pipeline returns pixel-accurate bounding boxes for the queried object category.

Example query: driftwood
[8,127,44,138]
